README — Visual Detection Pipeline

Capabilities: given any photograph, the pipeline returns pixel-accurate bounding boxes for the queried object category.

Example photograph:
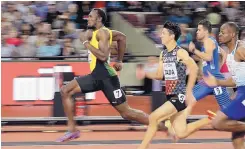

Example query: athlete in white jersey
[204,22,245,149]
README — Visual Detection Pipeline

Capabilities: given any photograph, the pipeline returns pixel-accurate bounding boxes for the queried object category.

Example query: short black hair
[198,19,212,33]
[163,21,181,41]
[93,8,107,25]
[225,22,240,35]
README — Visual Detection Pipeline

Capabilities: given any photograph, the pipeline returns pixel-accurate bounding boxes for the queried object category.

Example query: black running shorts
[75,74,126,106]
[166,93,187,112]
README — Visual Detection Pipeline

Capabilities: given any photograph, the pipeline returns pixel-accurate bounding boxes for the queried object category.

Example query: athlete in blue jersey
[204,22,245,149]
[187,20,231,109]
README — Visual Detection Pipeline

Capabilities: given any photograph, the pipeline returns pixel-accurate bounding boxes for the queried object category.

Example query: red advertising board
[1,61,110,106]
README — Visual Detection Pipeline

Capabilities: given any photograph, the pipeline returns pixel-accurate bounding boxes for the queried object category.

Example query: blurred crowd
[1,1,245,61]
[1,1,103,60]
[120,1,245,46]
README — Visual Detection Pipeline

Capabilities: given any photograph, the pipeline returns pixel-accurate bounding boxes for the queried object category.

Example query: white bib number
[113,89,122,99]
[214,87,223,96]
[178,94,186,103]
[164,63,178,80]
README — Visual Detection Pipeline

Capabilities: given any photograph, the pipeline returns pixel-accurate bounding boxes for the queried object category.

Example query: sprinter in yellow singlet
[56,8,168,142]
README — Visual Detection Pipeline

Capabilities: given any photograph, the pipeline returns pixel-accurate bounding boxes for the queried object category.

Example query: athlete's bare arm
[177,49,198,93]
[155,51,164,80]
[139,52,164,80]
[190,38,215,61]
[217,77,236,87]
[192,54,202,62]
[204,46,245,88]
[112,30,126,62]
[203,72,236,87]
[82,29,111,62]
[235,46,245,61]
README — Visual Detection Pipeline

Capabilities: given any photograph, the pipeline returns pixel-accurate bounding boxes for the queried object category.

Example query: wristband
[82,40,89,45]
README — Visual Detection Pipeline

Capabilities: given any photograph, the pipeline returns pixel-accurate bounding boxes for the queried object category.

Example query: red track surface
[2,125,237,149]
